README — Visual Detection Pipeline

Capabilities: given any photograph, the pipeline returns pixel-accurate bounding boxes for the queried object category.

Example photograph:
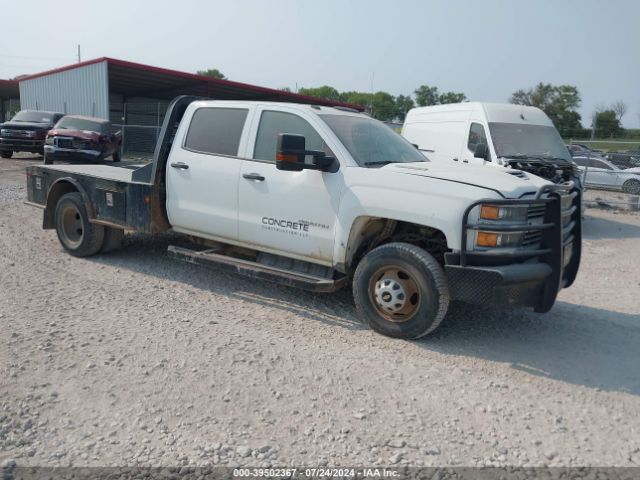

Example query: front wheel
[54,192,105,257]
[622,179,640,195]
[0,151,12,159]
[353,242,450,339]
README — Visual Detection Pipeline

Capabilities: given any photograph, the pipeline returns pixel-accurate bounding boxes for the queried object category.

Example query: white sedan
[572,156,640,194]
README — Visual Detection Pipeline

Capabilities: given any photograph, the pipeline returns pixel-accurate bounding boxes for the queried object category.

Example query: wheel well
[43,181,80,229]
[346,217,449,272]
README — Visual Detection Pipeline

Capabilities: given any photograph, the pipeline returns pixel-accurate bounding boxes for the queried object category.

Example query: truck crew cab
[26,96,581,339]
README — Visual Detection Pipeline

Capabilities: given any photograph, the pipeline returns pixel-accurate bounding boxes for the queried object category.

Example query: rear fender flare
[43,177,94,229]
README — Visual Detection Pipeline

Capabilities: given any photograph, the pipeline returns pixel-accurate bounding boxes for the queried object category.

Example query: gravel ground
[1,156,640,469]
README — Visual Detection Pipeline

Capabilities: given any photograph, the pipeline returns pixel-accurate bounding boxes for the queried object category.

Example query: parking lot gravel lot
[1,156,640,469]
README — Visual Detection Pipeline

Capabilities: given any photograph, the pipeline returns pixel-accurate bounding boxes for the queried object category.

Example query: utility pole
[77,45,81,63]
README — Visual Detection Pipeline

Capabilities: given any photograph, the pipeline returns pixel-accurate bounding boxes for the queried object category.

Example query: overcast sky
[3,0,639,127]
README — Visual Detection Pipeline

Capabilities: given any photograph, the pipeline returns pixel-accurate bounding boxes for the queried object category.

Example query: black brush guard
[444,183,582,312]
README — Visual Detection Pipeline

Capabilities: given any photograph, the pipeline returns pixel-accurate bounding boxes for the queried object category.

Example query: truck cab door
[464,122,491,166]
[237,108,343,265]
[165,106,250,241]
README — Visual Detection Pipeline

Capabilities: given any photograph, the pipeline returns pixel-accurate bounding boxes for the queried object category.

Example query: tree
[279,87,292,92]
[414,85,439,107]
[297,85,341,102]
[611,101,627,123]
[438,91,467,104]
[197,68,226,79]
[510,83,582,137]
[395,95,415,121]
[414,85,466,107]
[593,110,623,138]
[370,91,397,121]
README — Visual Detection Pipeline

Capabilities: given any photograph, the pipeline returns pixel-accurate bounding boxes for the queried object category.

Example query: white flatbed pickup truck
[26,96,582,339]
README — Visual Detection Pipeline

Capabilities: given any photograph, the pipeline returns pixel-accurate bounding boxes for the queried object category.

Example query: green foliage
[438,91,467,104]
[414,85,439,107]
[594,110,623,138]
[395,95,415,121]
[510,83,583,137]
[370,91,397,121]
[414,85,466,106]
[298,85,341,102]
[196,68,226,79]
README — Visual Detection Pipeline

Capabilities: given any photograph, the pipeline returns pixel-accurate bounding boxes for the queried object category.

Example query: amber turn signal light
[276,153,298,163]
[476,231,498,247]
[480,205,500,220]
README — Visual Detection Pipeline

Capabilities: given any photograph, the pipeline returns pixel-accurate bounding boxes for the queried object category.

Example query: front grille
[55,137,74,148]
[72,138,91,149]
[522,230,543,247]
[527,204,546,220]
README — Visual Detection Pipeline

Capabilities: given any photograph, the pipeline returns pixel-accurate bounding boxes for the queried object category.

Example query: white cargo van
[401,102,579,186]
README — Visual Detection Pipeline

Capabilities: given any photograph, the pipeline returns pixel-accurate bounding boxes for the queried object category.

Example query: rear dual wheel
[54,192,123,256]
[353,242,449,339]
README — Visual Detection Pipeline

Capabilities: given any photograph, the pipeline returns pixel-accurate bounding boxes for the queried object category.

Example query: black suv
[1,110,65,158]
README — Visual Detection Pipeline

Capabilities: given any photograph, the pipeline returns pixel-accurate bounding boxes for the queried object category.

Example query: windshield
[489,122,571,161]
[12,111,53,123]
[55,117,108,134]
[319,114,427,167]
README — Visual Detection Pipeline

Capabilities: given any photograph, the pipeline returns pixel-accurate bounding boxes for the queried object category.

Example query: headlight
[479,204,528,222]
[467,203,544,251]
[475,231,524,248]
[45,137,54,145]
[0,129,9,136]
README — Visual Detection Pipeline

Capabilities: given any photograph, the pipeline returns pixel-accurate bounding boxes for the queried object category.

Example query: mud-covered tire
[622,179,640,195]
[54,192,104,257]
[100,227,124,253]
[0,151,12,159]
[353,242,449,339]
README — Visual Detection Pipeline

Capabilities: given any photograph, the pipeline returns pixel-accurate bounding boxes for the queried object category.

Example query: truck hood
[382,161,551,198]
[48,129,102,141]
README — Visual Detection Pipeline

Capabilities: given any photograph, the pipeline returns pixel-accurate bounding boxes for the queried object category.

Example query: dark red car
[44,115,122,164]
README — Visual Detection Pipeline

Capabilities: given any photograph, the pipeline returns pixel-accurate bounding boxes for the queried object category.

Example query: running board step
[167,245,347,293]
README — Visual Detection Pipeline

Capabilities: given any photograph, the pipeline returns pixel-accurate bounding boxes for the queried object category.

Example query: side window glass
[591,159,609,170]
[467,122,488,153]
[184,108,248,156]
[253,110,333,162]
[573,157,587,167]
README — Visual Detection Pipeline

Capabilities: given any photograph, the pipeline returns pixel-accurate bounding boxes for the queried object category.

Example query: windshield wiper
[363,161,395,167]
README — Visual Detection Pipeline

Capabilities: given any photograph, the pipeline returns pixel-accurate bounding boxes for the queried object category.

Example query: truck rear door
[165,105,250,241]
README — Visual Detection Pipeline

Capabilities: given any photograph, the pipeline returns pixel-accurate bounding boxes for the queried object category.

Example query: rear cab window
[184,107,249,157]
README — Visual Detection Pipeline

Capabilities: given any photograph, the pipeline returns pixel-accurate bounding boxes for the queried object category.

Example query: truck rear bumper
[445,263,552,309]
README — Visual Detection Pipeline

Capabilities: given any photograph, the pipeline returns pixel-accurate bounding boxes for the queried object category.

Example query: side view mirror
[474,142,489,160]
[276,133,335,172]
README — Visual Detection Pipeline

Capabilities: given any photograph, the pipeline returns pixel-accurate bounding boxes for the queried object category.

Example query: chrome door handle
[243,173,265,181]
[170,162,189,170]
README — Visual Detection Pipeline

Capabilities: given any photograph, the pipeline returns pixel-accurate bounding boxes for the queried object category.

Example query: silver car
[572,156,640,194]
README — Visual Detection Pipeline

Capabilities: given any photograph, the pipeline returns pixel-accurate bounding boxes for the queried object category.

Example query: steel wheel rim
[60,204,84,248]
[369,265,421,322]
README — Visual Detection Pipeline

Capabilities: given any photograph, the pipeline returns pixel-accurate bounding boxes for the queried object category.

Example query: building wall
[19,61,109,118]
